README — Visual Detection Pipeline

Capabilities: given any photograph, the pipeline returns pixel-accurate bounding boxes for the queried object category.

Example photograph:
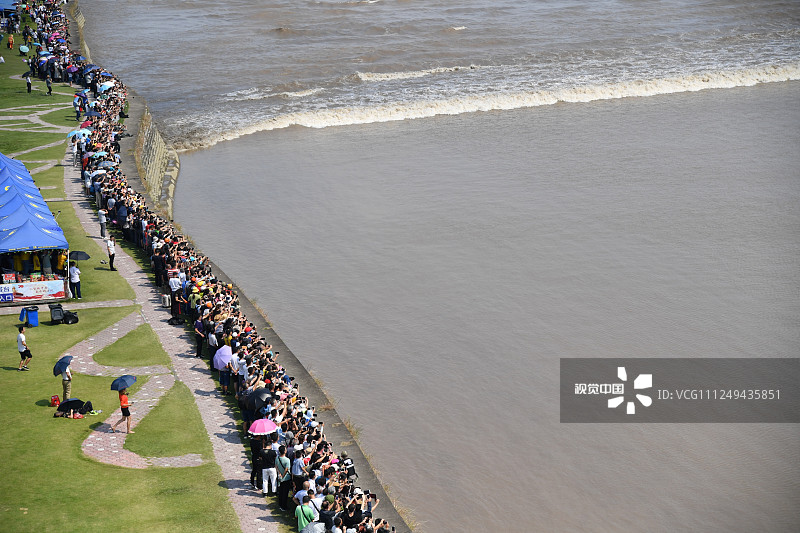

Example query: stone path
[0,298,136,315]
[62,151,278,532]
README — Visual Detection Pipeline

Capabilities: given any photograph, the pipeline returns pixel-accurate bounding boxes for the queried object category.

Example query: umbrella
[85,109,102,118]
[248,418,279,435]
[74,55,86,61]
[97,161,117,168]
[89,170,106,178]
[80,120,92,128]
[68,250,90,261]
[19,45,29,52]
[66,65,79,73]
[66,130,83,137]
[99,72,114,77]
[245,387,272,411]
[98,82,114,92]
[110,375,137,391]
[32,42,42,47]
[55,39,66,43]
[38,50,51,56]
[83,65,98,73]
[90,151,108,158]
[53,355,73,377]
[212,345,232,370]
[57,398,84,413]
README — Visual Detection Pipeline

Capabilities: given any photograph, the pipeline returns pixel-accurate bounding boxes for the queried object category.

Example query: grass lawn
[93,323,171,368]
[19,143,73,164]
[0,306,237,533]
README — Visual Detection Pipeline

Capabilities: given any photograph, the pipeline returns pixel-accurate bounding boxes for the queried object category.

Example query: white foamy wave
[222,87,323,101]
[176,63,800,152]
[276,88,324,98]
[449,26,467,31]
[356,65,480,82]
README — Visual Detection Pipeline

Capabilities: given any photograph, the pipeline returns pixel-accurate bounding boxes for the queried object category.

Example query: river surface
[78,0,800,531]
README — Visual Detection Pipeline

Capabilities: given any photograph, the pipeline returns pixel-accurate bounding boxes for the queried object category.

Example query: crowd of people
[6,1,399,532]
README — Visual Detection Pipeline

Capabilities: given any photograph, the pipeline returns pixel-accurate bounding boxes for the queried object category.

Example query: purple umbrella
[66,65,79,73]
[212,345,232,370]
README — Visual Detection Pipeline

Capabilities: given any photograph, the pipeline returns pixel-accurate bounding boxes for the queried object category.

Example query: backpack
[63,310,79,324]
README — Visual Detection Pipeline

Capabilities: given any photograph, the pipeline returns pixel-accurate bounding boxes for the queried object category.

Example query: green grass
[18,142,71,163]
[126,380,211,459]
[45,200,136,302]
[39,106,80,129]
[94,323,171,368]
[0,309,237,533]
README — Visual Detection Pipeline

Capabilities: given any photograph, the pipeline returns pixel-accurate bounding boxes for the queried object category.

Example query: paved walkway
[63,151,278,532]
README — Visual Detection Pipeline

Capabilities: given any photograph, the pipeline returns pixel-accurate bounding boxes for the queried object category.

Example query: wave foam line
[356,65,480,82]
[177,64,800,151]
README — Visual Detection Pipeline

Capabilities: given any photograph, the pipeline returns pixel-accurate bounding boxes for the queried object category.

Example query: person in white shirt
[106,235,116,271]
[68,261,81,299]
[17,326,32,371]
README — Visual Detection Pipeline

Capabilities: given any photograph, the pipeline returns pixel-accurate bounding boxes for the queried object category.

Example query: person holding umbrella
[53,356,73,401]
[110,375,137,434]
[111,388,134,434]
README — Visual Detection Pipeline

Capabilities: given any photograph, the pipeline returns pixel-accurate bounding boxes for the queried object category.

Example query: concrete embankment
[70,3,411,530]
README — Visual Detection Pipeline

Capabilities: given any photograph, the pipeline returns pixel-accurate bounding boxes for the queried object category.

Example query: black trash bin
[49,303,64,325]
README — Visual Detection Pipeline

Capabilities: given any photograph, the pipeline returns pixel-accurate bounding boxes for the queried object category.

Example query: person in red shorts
[111,388,134,433]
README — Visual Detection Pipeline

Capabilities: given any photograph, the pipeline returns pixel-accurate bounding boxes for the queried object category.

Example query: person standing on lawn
[107,235,117,271]
[68,261,81,299]
[61,361,72,401]
[17,326,31,371]
[111,388,134,433]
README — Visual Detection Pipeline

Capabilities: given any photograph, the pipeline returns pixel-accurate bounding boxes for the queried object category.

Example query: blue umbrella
[85,109,102,118]
[74,55,86,61]
[110,375,136,391]
[32,42,42,46]
[55,38,66,43]
[19,45,29,53]
[83,65,98,73]
[38,50,51,56]
[53,355,73,377]
[99,72,113,77]
[97,161,117,168]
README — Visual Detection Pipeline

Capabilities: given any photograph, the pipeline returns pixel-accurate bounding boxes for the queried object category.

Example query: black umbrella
[248,387,272,411]
[69,250,91,261]
[53,355,72,377]
[110,375,136,391]
[57,398,84,413]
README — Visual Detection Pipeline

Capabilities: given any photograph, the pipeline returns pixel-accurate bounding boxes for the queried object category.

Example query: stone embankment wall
[133,109,180,219]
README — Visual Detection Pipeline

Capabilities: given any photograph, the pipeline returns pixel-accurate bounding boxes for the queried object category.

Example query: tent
[0,204,57,231]
[0,219,68,252]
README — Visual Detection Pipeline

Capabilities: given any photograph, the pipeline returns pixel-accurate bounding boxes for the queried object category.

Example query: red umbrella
[80,120,92,128]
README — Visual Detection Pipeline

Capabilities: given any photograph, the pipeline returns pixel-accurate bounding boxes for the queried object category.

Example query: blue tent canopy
[0,152,68,253]
[0,204,56,231]
[0,153,27,173]
[0,174,39,195]
[0,189,50,212]
[0,219,68,252]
